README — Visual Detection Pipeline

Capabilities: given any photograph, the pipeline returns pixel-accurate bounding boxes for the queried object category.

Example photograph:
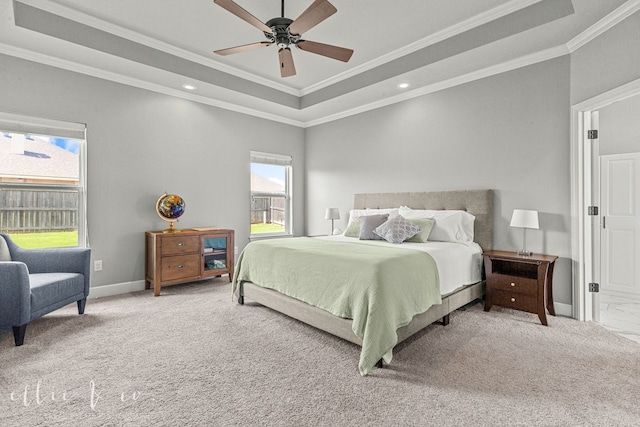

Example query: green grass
[7,231,78,248]
[251,223,285,234]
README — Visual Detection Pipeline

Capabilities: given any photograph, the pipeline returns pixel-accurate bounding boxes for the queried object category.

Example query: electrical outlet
[94,260,103,271]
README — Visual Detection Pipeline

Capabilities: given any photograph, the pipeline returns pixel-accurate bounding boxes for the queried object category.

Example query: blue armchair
[0,234,91,346]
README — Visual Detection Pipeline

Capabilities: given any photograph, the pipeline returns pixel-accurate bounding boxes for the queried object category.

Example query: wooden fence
[250,196,285,225]
[0,189,78,233]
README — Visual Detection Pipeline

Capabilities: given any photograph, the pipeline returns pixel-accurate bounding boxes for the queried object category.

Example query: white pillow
[344,208,399,237]
[398,206,475,242]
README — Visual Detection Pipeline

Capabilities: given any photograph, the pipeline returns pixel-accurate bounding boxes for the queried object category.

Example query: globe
[156,193,185,233]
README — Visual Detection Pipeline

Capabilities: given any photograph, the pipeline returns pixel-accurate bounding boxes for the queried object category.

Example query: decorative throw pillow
[405,218,435,243]
[344,208,399,237]
[374,215,422,244]
[0,236,11,261]
[358,214,389,240]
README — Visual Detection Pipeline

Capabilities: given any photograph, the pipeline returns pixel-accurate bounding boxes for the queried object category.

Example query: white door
[600,153,640,297]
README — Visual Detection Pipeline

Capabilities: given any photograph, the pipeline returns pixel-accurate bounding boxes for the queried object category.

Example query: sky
[49,137,80,154]
[251,162,285,185]
[2,133,81,155]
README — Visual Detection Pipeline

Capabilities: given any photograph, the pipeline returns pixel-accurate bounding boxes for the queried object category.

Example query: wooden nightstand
[483,250,558,326]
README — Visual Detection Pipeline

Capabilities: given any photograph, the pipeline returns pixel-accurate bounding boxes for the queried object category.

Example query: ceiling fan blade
[288,0,337,36]
[213,0,272,33]
[296,40,353,62]
[214,41,273,56]
[278,48,296,78]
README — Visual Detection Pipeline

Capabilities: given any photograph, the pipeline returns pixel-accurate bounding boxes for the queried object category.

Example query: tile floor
[599,292,640,344]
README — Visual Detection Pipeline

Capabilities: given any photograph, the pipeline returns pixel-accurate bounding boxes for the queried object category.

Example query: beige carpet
[1,278,639,426]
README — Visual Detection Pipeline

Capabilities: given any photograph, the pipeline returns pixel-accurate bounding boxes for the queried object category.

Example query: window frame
[0,112,88,248]
[250,151,293,239]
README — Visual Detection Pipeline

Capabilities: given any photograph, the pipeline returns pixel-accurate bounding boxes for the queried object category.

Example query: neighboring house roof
[0,134,78,181]
[251,173,284,193]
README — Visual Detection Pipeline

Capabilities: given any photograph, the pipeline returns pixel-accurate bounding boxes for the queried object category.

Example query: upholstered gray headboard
[353,189,494,250]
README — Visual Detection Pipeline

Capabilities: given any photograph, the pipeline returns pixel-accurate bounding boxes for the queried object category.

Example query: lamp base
[516,250,533,256]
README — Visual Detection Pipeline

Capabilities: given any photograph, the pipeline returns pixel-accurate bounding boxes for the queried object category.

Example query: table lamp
[324,208,340,236]
[510,209,539,256]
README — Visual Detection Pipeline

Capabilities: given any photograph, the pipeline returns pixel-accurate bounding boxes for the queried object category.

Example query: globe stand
[162,220,181,233]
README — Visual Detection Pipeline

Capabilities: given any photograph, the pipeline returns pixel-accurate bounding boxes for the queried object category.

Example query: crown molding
[8,0,636,129]
[0,42,304,128]
[304,45,569,128]
[15,0,301,97]
[0,39,569,129]
[18,0,545,98]
[300,0,543,96]
[566,0,640,53]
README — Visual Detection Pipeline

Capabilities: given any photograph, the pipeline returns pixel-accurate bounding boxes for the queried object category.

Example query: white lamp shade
[510,209,539,229]
[324,208,340,220]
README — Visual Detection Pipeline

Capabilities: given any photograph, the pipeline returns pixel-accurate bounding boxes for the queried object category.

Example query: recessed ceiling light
[182,84,196,91]
[397,82,411,89]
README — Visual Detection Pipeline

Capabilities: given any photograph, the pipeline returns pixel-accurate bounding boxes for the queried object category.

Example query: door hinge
[589,283,600,292]
[588,206,598,215]
[587,130,598,139]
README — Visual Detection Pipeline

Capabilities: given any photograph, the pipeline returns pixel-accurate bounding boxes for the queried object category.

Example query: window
[0,113,87,248]
[250,151,292,237]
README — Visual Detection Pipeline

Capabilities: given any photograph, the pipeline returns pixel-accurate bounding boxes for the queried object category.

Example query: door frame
[571,77,640,321]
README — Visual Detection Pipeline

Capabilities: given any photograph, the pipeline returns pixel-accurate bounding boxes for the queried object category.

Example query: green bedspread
[232,237,441,376]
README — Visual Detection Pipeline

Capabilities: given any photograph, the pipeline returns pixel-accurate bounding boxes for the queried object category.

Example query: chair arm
[0,262,31,326]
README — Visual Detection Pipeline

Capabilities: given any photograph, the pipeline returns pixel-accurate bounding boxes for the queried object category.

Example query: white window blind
[250,151,292,166]
[0,112,86,140]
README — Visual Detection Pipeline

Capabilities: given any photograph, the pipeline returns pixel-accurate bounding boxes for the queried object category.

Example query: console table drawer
[161,236,200,256]
[488,274,537,296]
[161,254,200,282]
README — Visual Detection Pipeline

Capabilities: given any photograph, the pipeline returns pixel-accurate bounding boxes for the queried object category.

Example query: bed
[233,189,493,375]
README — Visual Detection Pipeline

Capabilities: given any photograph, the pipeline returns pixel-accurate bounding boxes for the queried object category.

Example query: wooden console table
[145,228,234,296]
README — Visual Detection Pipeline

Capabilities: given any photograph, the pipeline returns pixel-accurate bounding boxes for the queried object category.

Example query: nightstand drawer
[490,290,537,313]
[160,236,200,256]
[488,274,537,296]
[161,254,200,281]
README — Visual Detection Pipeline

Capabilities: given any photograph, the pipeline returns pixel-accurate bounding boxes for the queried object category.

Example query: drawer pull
[511,282,516,287]
[177,243,185,247]
[511,297,516,302]
[177,264,184,269]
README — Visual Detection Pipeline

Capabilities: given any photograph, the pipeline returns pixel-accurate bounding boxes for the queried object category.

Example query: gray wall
[305,57,573,304]
[0,54,305,288]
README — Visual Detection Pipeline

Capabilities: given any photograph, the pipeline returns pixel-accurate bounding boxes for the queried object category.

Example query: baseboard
[554,302,572,318]
[88,280,147,299]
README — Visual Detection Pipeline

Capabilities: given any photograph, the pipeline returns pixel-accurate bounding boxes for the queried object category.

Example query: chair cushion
[0,237,11,261]
[29,273,85,315]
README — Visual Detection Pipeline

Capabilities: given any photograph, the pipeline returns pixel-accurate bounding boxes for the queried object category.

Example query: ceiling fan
[212,0,354,78]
